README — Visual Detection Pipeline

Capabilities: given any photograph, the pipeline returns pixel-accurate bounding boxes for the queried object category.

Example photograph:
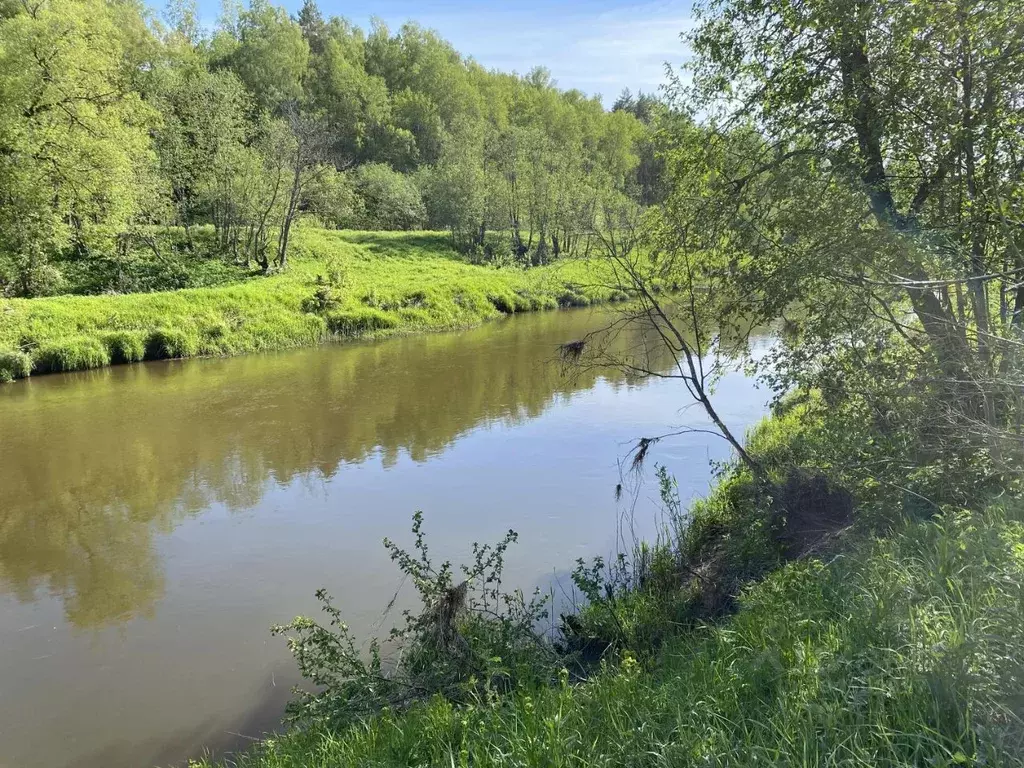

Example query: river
[0,307,767,768]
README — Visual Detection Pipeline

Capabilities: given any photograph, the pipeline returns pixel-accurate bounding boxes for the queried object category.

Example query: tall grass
[0,229,617,381]
[193,399,1024,768]
[195,501,1024,768]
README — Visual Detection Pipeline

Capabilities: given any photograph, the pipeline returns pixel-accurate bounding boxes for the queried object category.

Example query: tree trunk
[838,26,974,376]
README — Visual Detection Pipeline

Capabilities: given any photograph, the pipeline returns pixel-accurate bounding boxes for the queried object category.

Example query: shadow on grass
[341,231,462,260]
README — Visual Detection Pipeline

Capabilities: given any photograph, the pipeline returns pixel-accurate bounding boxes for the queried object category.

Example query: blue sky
[189,0,695,105]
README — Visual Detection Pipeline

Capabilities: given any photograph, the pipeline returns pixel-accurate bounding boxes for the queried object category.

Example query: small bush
[146,328,199,360]
[34,336,111,373]
[352,163,426,231]
[301,283,340,314]
[101,330,147,364]
[360,289,398,311]
[402,290,429,309]
[0,349,31,382]
[273,512,556,728]
[488,293,515,314]
[326,308,398,336]
[488,290,533,314]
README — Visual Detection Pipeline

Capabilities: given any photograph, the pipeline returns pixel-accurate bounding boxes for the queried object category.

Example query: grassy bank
[0,229,621,382]
[195,502,1024,768]
[193,403,1024,768]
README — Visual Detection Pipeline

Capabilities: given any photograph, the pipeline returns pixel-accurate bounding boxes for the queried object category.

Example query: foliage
[640,0,1024,494]
[0,0,157,295]
[272,511,556,728]
[351,163,426,231]
[195,499,1024,768]
[0,0,653,289]
[34,336,112,373]
[0,349,31,383]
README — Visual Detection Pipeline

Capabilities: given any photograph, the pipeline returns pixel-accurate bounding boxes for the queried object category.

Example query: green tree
[305,17,396,165]
[0,0,157,296]
[684,0,1024,407]
[420,118,486,249]
[151,58,252,242]
[220,0,308,111]
[352,163,425,230]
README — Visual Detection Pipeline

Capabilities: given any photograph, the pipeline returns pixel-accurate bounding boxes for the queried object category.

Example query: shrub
[305,168,358,230]
[556,283,592,308]
[101,330,147,363]
[301,283,339,314]
[488,292,520,314]
[326,308,397,336]
[557,290,590,308]
[352,163,427,231]
[146,328,199,359]
[273,512,557,728]
[34,336,111,373]
[0,349,31,382]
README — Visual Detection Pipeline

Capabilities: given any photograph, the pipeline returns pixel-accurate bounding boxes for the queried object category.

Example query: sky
[190,0,695,106]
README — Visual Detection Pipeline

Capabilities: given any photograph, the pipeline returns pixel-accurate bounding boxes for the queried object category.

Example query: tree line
[0,0,658,296]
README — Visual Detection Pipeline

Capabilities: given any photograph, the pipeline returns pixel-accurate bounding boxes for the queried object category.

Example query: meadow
[0,229,620,382]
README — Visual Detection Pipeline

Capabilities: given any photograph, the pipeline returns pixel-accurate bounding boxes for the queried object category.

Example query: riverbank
[0,229,623,382]
[194,402,1024,768]
[197,506,1024,768]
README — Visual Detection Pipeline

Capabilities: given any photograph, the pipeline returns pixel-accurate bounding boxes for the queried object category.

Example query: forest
[0,0,656,299]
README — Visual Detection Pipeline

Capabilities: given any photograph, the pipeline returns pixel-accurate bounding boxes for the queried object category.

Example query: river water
[0,308,767,768]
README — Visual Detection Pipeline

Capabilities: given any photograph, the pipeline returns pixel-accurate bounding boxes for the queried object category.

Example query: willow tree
[0,0,157,295]
[684,0,1024,420]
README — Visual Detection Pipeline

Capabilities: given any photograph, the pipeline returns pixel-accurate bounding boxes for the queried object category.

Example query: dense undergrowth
[195,400,1024,768]
[0,228,624,382]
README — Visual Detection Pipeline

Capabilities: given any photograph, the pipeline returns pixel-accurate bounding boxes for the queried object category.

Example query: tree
[352,163,426,230]
[151,59,252,242]
[576,0,1024,502]
[306,18,393,165]
[420,118,486,249]
[684,0,1024,420]
[295,0,326,56]
[221,0,308,111]
[0,0,157,295]
[276,105,331,266]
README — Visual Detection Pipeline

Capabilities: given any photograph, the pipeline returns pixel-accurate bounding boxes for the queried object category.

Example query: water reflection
[0,309,680,628]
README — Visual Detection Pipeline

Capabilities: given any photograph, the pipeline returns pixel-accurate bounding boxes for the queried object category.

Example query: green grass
[195,500,1024,768]
[0,228,617,381]
[190,397,1024,768]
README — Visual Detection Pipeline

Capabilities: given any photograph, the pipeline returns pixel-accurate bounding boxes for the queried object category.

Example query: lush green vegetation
[0,229,623,381]
[0,0,657,300]
[198,502,1024,767]
[191,0,1024,762]
[194,404,1024,767]
[0,0,657,380]
[3,0,1023,763]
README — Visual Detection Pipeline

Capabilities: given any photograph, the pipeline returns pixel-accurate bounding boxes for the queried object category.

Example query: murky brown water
[0,308,767,768]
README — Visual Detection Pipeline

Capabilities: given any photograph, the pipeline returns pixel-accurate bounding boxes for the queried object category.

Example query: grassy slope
[194,404,1024,768]
[0,229,618,381]
[197,500,1024,768]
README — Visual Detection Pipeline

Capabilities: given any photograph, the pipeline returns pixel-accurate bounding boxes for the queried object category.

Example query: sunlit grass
[0,228,615,380]
[194,501,1024,768]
